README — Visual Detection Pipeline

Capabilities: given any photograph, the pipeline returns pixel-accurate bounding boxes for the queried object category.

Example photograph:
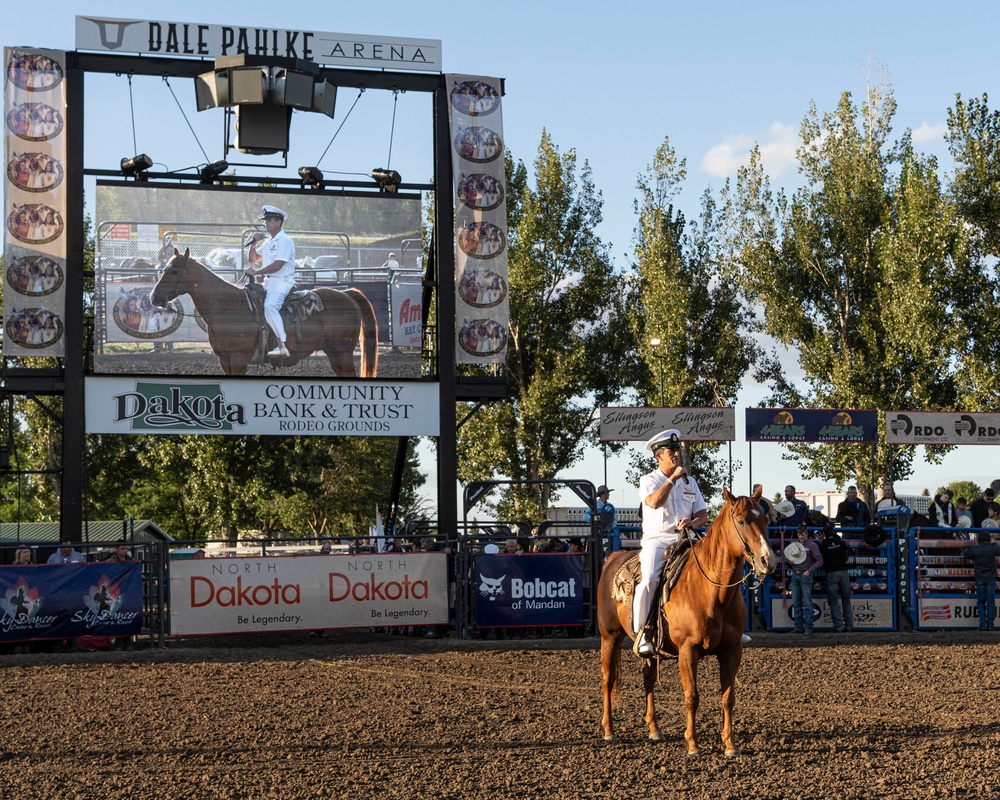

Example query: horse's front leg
[643,658,665,741]
[677,645,701,755]
[718,644,743,756]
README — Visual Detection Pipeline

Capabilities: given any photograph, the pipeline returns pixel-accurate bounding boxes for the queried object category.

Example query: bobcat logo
[478,574,506,601]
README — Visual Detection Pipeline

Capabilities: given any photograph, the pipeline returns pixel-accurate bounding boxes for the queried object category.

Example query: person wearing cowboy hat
[632,429,708,656]
[962,530,1000,630]
[245,205,296,357]
[583,485,619,551]
[784,523,822,635]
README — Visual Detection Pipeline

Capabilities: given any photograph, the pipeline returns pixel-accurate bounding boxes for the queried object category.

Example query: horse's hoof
[603,734,617,743]
[724,749,741,757]
[686,749,701,757]
[648,732,666,742]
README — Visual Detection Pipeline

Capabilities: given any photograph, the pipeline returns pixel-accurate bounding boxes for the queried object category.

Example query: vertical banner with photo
[447,74,509,365]
[3,48,67,357]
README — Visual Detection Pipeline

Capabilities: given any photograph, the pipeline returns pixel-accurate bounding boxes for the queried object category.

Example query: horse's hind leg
[599,632,621,741]
[643,658,665,741]
[718,645,743,756]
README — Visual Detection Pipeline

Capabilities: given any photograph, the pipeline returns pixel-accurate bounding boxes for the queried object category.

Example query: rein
[685,502,766,590]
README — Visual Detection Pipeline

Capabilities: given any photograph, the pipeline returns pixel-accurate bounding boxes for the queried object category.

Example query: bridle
[685,500,769,590]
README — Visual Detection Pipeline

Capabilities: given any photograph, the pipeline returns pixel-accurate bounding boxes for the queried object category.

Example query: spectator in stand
[929,490,958,529]
[819,522,853,632]
[784,523,823,635]
[47,537,86,564]
[956,498,974,530]
[104,544,135,651]
[13,547,32,565]
[983,503,1000,530]
[774,485,810,528]
[834,486,872,528]
[963,531,1000,630]
[969,488,996,528]
[584,485,619,552]
[875,482,899,512]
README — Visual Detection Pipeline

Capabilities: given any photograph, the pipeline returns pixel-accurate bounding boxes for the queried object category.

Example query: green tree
[724,79,972,502]
[629,137,755,495]
[455,132,638,521]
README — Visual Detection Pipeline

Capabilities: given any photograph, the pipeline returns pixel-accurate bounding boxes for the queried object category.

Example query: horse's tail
[346,288,379,378]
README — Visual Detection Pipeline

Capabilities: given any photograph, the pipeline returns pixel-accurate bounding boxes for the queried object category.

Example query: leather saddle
[244,282,325,362]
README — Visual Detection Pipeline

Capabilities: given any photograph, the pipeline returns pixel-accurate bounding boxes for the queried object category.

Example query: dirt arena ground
[1,629,996,799]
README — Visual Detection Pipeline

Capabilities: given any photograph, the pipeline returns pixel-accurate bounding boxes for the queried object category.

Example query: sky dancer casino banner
[745,408,879,443]
[3,48,68,357]
[76,15,442,71]
[886,411,1000,446]
[170,553,447,635]
[94,184,422,380]
[599,407,735,442]
[475,554,583,628]
[85,376,440,437]
[0,563,142,643]
[447,75,510,366]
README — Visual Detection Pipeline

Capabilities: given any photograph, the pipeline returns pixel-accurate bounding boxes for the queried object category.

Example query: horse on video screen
[597,485,777,755]
[150,248,378,377]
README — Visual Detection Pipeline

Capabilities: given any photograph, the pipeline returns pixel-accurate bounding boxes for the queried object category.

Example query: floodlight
[120,154,153,180]
[371,168,401,193]
[297,166,324,189]
[199,159,229,184]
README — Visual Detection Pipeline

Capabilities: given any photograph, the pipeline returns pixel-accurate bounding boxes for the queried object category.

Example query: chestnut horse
[151,248,378,377]
[597,486,777,755]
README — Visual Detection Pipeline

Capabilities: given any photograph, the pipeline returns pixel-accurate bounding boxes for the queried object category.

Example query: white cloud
[911,122,947,144]
[700,121,799,179]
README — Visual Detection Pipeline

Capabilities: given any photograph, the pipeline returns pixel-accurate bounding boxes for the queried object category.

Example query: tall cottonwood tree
[630,137,756,495]
[455,132,638,521]
[723,81,974,498]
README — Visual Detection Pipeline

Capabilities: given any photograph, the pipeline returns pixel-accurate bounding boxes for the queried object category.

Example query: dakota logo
[113,382,247,431]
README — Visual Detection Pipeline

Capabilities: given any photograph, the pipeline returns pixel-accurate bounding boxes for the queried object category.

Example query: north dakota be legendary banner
[3,47,68,357]
[170,553,448,635]
[447,74,510,366]
[0,563,142,642]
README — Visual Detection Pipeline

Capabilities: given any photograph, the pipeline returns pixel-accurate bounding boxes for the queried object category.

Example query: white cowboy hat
[982,518,999,529]
[783,542,808,565]
[774,500,795,517]
[956,516,972,528]
[482,543,501,554]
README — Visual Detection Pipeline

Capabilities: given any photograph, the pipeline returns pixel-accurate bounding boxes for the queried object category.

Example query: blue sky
[7,2,1000,508]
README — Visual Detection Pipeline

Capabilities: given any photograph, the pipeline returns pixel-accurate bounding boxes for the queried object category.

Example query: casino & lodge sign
[75,16,443,71]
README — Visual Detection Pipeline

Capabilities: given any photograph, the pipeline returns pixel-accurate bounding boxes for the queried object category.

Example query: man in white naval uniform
[245,205,296,357]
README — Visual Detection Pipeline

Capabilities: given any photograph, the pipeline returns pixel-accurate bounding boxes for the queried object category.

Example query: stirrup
[268,344,289,357]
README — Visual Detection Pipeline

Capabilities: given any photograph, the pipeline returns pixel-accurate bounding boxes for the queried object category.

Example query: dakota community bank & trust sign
[84,377,440,437]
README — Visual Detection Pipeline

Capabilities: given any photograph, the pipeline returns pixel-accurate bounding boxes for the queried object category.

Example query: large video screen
[93,183,425,380]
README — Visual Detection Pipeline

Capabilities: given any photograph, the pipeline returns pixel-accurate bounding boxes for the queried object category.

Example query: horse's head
[722,486,778,580]
[150,247,191,307]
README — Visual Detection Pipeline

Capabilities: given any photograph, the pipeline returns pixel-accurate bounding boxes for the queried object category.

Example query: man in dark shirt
[965,531,1000,630]
[835,486,872,528]
[969,488,996,529]
[774,485,810,528]
[819,522,853,632]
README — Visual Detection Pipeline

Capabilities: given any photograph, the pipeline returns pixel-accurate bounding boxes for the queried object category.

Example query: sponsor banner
[3,47,67,357]
[85,376,440,436]
[886,411,1000,446]
[0,563,142,642]
[76,16,442,71]
[769,596,894,630]
[916,598,997,629]
[447,74,510,366]
[746,408,878,443]
[169,553,447,635]
[390,281,422,348]
[599,407,735,442]
[474,554,583,627]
